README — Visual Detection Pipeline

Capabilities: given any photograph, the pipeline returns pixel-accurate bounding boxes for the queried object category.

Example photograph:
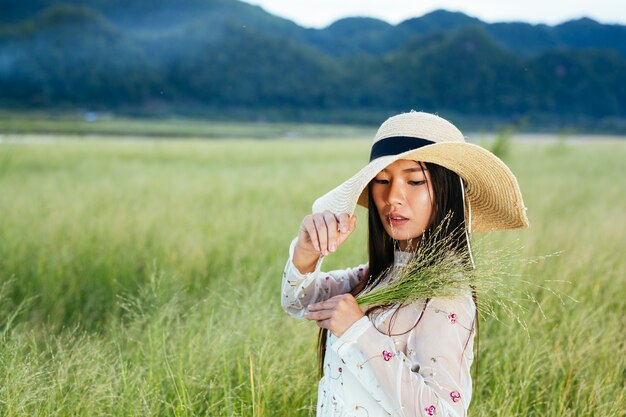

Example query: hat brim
[312,142,529,232]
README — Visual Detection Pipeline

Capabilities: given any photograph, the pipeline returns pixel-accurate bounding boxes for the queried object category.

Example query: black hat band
[369,136,434,161]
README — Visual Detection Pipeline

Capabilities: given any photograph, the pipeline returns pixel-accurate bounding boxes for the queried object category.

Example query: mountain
[1,0,625,130]
[398,9,483,34]
[2,1,626,57]
[307,17,397,56]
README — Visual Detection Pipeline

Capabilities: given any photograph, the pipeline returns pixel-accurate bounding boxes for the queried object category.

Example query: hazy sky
[242,0,626,28]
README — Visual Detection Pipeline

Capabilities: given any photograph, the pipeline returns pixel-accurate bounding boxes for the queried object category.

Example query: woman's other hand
[304,294,365,337]
[292,211,356,274]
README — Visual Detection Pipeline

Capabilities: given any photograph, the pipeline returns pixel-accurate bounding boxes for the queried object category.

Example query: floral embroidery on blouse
[450,390,461,402]
[382,350,393,361]
[354,404,370,417]
[447,313,457,324]
[329,366,344,381]
[424,405,436,415]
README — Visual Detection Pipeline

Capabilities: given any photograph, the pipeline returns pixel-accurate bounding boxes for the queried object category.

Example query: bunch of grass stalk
[355,219,563,328]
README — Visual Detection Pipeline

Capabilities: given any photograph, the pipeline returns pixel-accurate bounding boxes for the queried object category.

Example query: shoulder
[430,291,475,313]
[426,292,476,331]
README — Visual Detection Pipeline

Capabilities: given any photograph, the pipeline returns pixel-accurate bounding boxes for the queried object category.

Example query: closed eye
[409,180,426,186]
[372,178,389,184]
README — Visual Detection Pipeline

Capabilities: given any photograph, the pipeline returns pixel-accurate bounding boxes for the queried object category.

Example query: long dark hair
[317,161,480,384]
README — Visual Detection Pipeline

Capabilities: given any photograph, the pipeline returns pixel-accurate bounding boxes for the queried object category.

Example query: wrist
[334,312,366,338]
[333,315,371,341]
[292,245,322,274]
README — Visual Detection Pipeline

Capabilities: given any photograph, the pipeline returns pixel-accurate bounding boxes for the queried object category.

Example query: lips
[387,213,410,227]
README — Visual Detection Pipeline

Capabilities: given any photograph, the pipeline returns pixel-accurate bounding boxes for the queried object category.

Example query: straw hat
[312,111,529,232]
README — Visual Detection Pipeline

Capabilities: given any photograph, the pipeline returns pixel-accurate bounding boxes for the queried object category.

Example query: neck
[393,247,415,267]
[397,236,422,251]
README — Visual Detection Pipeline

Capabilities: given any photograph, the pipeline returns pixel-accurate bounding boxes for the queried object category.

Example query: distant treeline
[1,0,626,130]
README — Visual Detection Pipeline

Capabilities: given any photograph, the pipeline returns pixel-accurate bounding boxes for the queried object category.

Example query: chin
[387,228,424,243]
[387,231,415,242]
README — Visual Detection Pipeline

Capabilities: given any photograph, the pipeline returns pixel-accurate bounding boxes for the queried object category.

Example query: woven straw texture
[312,112,529,232]
[374,111,465,144]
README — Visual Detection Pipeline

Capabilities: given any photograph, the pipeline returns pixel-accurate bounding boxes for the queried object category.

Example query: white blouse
[282,238,476,417]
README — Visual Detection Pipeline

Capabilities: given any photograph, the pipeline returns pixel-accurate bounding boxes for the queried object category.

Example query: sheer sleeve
[330,293,476,417]
[281,237,368,318]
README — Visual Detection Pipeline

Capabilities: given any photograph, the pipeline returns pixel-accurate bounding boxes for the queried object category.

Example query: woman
[281,112,529,417]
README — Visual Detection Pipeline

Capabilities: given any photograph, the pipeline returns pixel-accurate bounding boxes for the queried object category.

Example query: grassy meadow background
[0,124,624,416]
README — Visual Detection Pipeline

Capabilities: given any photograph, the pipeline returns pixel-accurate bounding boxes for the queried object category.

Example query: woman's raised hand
[297,211,357,256]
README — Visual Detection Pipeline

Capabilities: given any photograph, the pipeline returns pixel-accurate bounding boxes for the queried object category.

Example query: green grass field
[0,131,624,416]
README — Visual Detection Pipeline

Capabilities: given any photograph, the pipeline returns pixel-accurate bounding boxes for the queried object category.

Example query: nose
[385,179,405,206]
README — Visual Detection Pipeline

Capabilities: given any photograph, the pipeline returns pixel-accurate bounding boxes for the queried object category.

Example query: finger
[349,214,357,232]
[303,309,333,321]
[338,212,350,234]
[338,214,357,247]
[302,216,321,252]
[312,214,328,256]
[323,211,339,253]
[315,319,331,330]
[308,296,340,311]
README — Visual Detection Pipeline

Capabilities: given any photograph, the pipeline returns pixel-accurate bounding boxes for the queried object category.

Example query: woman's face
[370,159,434,250]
